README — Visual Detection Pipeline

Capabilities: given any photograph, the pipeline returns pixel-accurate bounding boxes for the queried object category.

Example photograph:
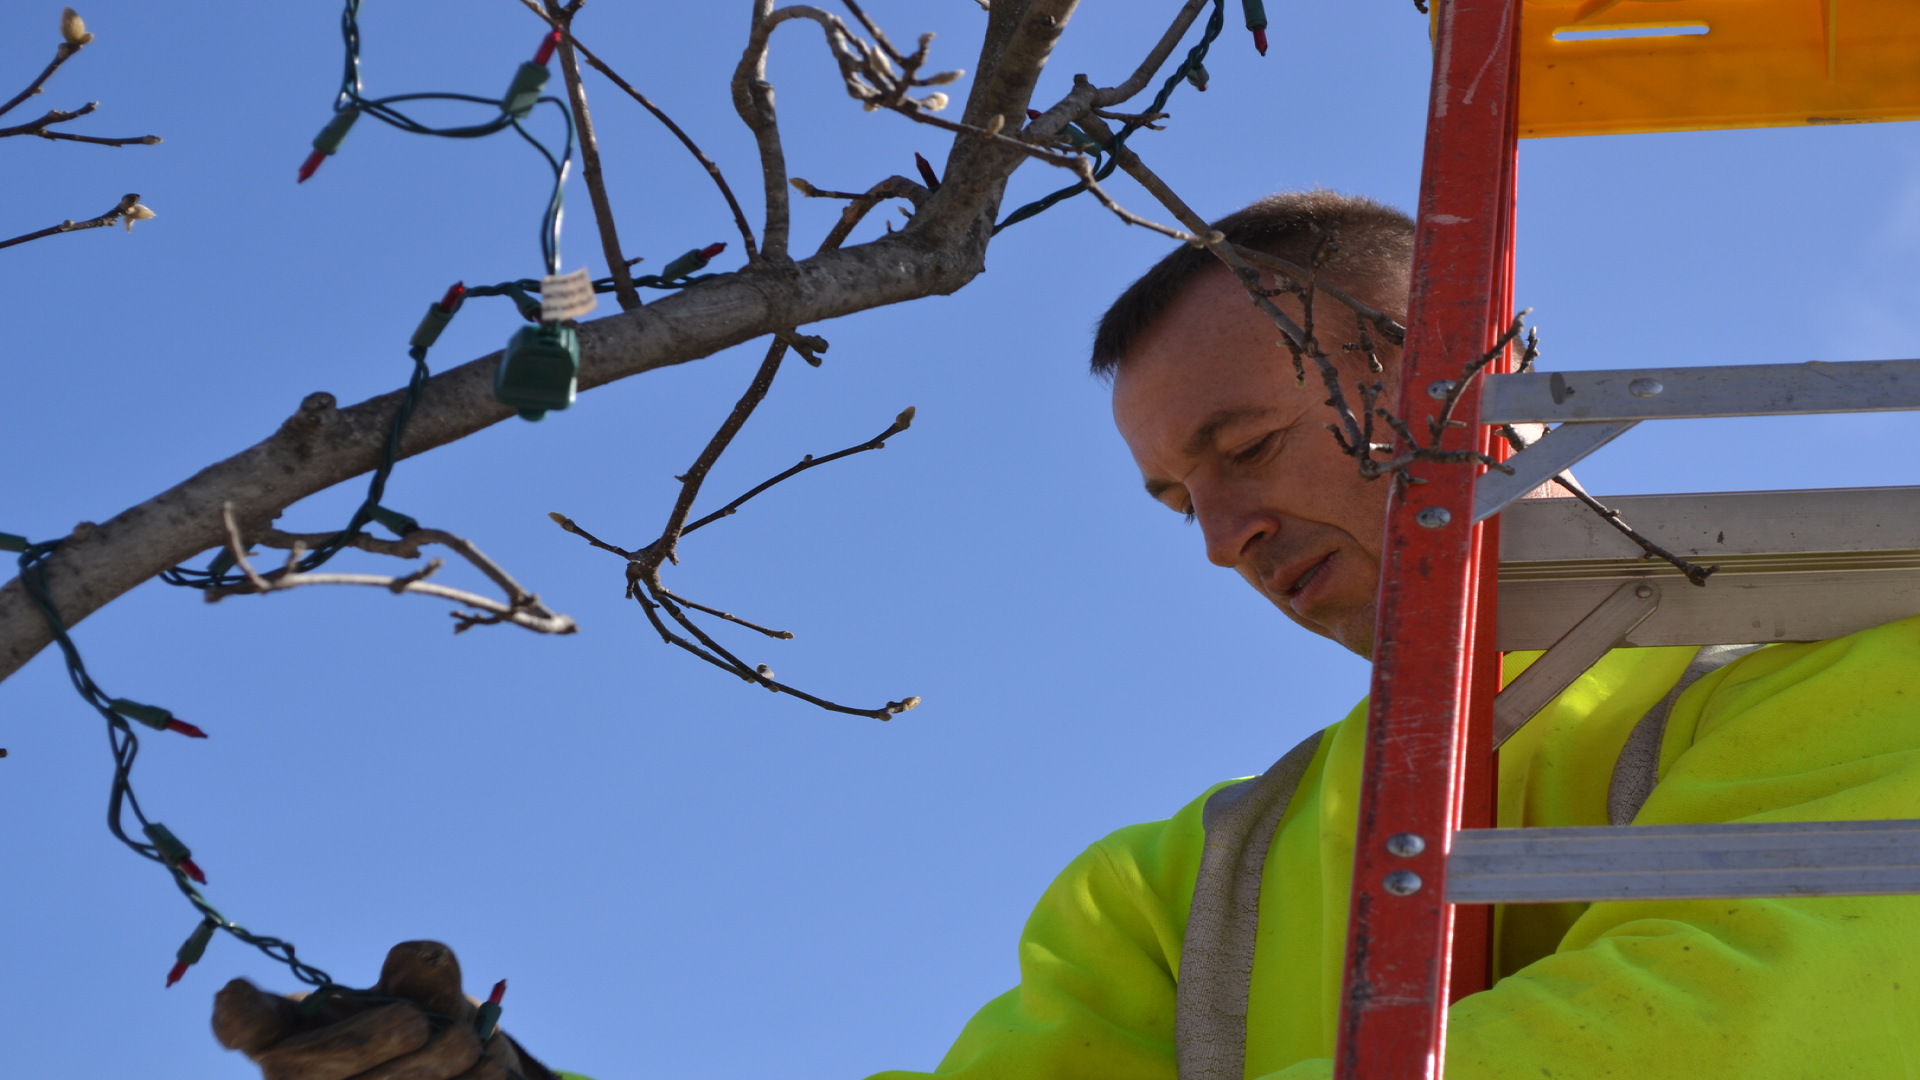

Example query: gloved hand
[211,940,557,1080]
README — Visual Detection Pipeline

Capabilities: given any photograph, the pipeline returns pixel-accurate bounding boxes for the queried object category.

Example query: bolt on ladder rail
[1336,1,1920,1077]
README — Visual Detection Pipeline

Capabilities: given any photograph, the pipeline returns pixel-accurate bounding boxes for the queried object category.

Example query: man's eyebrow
[1183,406,1276,457]
[1141,406,1281,503]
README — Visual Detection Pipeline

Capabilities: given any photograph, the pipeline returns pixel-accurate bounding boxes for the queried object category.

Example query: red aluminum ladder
[1334,2,1517,1074]
[1334,1,1920,1077]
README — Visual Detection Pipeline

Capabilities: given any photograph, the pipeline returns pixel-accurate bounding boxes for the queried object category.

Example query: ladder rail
[1333,0,1520,1074]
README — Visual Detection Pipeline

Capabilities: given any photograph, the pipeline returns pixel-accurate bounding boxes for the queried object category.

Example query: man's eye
[1232,431,1281,464]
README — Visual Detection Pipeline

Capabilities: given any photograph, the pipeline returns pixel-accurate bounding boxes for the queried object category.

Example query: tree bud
[60,7,93,46]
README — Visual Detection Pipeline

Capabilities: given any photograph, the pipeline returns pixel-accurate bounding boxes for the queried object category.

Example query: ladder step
[1498,487,1920,650]
[1483,358,1920,425]
[1448,820,1920,903]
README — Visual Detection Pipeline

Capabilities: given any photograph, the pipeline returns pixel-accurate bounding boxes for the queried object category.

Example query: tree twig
[734,1,795,262]
[0,41,81,120]
[1495,426,1719,586]
[680,407,914,538]
[0,101,158,145]
[0,192,142,251]
[545,0,639,310]
[210,508,579,634]
[514,0,758,262]
[792,174,930,252]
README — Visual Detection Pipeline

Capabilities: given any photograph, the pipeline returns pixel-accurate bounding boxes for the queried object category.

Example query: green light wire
[15,539,338,988]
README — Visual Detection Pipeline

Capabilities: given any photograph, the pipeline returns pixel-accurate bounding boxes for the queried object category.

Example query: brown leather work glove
[211,941,558,1080]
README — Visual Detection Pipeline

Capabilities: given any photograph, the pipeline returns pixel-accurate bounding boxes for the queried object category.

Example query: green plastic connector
[0,532,27,553]
[1061,124,1106,155]
[111,698,175,731]
[503,61,550,119]
[368,505,419,537]
[410,304,457,351]
[476,999,502,1042]
[143,822,192,865]
[177,918,217,966]
[1241,0,1268,31]
[659,247,711,280]
[205,548,237,579]
[494,324,579,421]
[313,107,360,155]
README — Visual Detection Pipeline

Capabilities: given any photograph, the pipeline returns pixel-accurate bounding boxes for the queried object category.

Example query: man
[211,191,1920,1078]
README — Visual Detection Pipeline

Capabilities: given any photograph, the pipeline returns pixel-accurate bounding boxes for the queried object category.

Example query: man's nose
[1194,485,1282,569]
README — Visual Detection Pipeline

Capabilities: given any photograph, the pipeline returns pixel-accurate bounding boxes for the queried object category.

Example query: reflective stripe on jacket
[867,614,1920,1080]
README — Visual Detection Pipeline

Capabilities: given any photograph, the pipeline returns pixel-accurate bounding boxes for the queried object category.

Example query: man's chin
[1276,599,1376,660]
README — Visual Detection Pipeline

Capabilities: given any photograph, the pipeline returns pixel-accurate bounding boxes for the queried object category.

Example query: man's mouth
[1288,554,1332,596]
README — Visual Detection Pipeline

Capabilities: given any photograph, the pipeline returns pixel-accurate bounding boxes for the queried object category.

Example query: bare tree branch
[733,1,797,262]
[211,507,578,634]
[544,0,639,310]
[0,100,159,145]
[0,191,146,251]
[0,40,82,120]
[515,0,760,263]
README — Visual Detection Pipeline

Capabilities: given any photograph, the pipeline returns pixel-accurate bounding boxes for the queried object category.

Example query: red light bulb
[297,150,326,184]
[533,30,560,66]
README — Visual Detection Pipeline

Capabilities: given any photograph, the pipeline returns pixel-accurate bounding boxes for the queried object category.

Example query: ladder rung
[1497,487,1920,650]
[1483,358,1920,425]
[1448,820,1920,903]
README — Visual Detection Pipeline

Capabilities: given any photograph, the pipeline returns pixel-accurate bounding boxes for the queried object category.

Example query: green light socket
[494,324,579,421]
[503,62,550,119]
[312,107,360,155]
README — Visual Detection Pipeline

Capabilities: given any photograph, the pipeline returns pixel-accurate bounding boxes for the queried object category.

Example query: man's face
[1111,267,1402,658]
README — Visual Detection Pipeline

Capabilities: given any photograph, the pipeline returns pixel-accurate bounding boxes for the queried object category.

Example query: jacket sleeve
[1441,617,1920,1077]
[864,790,1221,1080]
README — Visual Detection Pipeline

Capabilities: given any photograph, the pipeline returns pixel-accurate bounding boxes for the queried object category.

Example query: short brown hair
[1088,189,1414,379]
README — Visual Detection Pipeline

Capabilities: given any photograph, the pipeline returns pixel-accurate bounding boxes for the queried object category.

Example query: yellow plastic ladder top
[1516,0,1920,137]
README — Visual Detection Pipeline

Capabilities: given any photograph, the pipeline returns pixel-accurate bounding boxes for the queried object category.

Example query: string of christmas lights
[9,1,599,995]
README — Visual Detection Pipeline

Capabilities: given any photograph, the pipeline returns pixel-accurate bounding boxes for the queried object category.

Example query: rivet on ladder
[1386,833,1426,857]
[1628,377,1665,398]
[1383,870,1424,896]
[1416,507,1452,529]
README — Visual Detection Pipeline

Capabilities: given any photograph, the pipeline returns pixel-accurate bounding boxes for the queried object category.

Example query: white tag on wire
[539,268,598,322]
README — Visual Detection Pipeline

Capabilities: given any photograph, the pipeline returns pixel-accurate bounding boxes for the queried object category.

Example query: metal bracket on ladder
[1472,420,1637,522]
[1490,579,1660,749]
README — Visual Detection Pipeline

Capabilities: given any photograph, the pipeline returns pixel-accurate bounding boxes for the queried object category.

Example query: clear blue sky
[4,3,1918,1078]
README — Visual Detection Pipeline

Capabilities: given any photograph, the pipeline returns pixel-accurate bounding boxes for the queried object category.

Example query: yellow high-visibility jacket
[866,615,1920,1079]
